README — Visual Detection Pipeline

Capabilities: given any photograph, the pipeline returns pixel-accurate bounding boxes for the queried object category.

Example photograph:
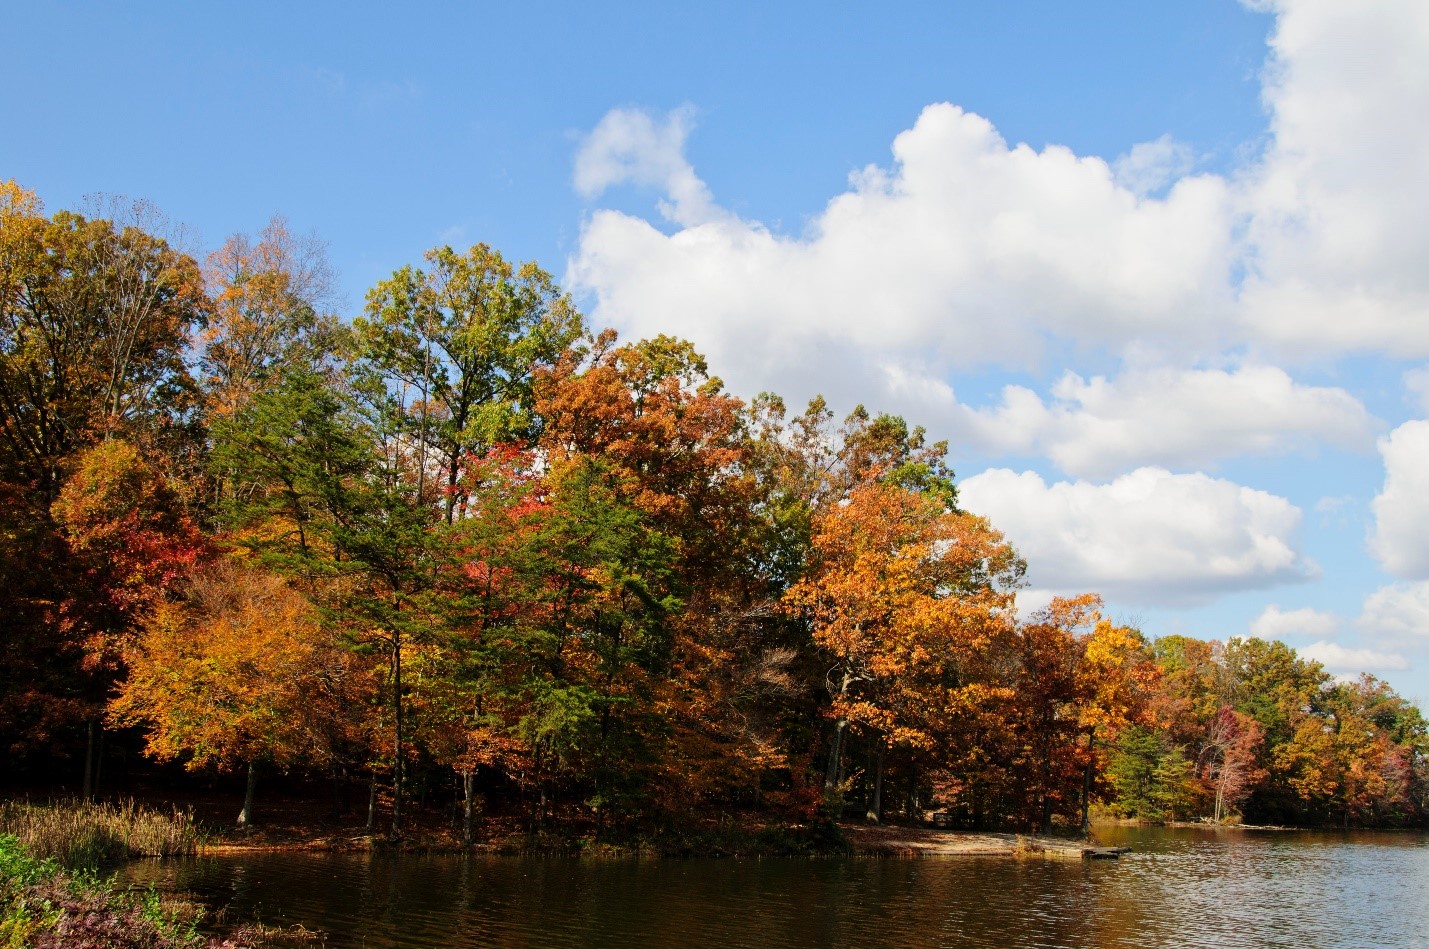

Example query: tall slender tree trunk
[824,721,847,794]
[1039,729,1054,835]
[391,625,404,837]
[94,727,104,797]
[237,760,258,831]
[367,776,378,831]
[866,738,885,824]
[462,769,475,846]
[1214,755,1228,824]
[82,720,95,801]
[1080,728,1096,835]
[824,671,851,798]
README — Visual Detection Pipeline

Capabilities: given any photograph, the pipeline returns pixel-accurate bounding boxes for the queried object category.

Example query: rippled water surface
[124,826,1429,948]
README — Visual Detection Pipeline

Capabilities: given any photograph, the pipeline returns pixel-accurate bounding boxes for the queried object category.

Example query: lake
[123,826,1429,948]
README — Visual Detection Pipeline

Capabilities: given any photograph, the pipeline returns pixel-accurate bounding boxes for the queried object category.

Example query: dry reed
[0,798,202,868]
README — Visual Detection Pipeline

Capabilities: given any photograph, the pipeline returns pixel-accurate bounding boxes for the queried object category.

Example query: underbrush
[0,818,319,947]
[0,832,263,947]
[0,798,201,869]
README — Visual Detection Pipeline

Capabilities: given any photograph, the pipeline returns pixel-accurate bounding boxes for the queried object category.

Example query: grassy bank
[0,802,322,947]
[0,832,265,948]
[0,798,201,868]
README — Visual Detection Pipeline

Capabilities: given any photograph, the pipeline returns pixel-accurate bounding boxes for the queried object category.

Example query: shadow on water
[123,827,1429,949]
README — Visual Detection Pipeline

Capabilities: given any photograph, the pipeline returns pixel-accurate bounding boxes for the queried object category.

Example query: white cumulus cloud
[573,105,728,228]
[570,0,1429,424]
[1238,0,1429,355]
[1358,581,1429,643]
[955,364,1374,478]
[571,101,1237,394]
[1369,421,1429,577]
[1251,604,1340,640]
[1298,641,1408,674]
[957,467,1312,607]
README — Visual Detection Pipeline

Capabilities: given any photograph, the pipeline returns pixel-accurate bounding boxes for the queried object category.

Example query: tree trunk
[462,769,475,847]
[82,720,95,801]
[1080,764,1093,835]
[824,671,851,798]
[1214,758,1228,824]
[1080,728,1095,835]
[94,726,105,798]
[367,776,378,831]
[866,738,885,823]
[391,626,404,837]
[1039,729,1053,835]
[237,760,258,831]
[824,720,847,795]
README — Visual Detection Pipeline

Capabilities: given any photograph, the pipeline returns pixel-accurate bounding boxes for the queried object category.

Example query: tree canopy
[2,180,1424,836]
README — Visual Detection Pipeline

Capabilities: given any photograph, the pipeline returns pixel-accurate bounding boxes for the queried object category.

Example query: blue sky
[8,1,1429,701]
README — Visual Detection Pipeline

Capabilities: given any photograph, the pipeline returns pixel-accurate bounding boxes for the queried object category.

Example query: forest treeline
[1,180,1424,840]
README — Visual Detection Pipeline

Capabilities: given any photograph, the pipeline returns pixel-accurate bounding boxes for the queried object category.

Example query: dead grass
[0,798,202,868]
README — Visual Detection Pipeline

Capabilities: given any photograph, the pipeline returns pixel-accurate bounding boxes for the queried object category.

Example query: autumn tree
[50,438,208,796]
[784,479,1023,822]
[1147,635,1223,749]
[200,215,340,417]
[0,190,207,500]
[536,333,806,818]
[212,365,437,835]
[355,244,584,523]
[0,184,209,776]
[421,446,545,843]
[1276,675,1418,827]
[1199,706,1268,823]
[1073,615,1160,829]
[110,560,357,827]
[1219,637,1330,821]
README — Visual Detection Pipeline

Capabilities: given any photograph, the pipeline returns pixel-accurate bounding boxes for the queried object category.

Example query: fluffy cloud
[1298,641,1408,674]
[1112,135,1196,199]
[571,0,1429,425]
[957,467,1312,606]
[573,106,727,229]
[1358,581,1429,643]
[1369,421,1429,577]
[1251,604,1340,640]
[955,365,1374,478]
[1404,367,1429,415]
[571,101,1236,392]
[1238,0,1429,355]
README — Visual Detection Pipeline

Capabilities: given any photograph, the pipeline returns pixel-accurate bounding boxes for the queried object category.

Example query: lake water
[123,826,1429,948]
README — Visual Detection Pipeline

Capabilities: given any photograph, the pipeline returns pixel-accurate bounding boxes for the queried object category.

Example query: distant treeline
[1,181,1423,837]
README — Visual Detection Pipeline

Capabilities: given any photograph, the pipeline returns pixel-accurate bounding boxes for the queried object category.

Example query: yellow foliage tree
[110,560,355,827]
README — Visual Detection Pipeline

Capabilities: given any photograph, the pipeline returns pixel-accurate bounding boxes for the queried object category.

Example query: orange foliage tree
[785,479,1024,822]
[110,560,362,827]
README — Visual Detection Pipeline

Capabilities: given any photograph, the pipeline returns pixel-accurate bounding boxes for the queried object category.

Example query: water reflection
[124,827,1429,948]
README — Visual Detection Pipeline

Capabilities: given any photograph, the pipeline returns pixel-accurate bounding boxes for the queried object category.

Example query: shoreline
[192,822,1127,860]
